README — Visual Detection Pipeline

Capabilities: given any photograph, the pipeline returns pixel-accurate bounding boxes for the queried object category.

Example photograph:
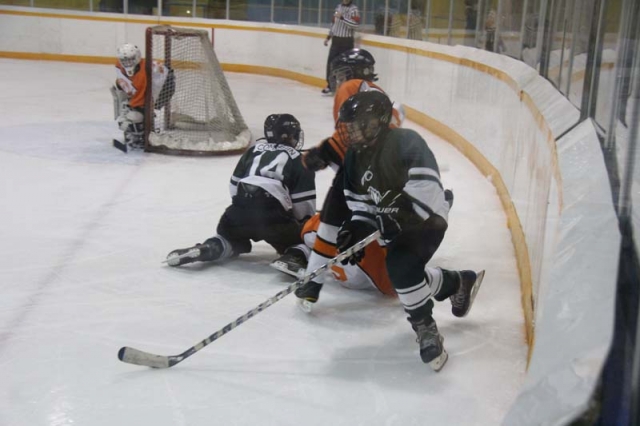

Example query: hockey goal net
[144,25,251,155]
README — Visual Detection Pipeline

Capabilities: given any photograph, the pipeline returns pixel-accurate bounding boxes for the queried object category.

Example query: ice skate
[294,281,323,313]
[409,317,448,372]
[270,248,307,279]
[450,270,485,318]
[165,241,221,267]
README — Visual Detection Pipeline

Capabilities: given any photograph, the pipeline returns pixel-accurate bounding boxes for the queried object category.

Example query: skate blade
[461,270,486,318]
[270,261,305,279]
[297,298,314,314]
[429,349,448,372]
[164,248,201,266]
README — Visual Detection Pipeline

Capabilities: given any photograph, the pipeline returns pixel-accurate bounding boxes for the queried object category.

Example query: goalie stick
[113,139,128,153]
[118,230,381,369]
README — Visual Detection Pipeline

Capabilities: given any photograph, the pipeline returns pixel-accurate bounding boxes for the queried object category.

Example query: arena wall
[0,6,620,424]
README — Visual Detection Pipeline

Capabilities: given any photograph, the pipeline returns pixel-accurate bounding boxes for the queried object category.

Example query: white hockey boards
[145,25,251,155]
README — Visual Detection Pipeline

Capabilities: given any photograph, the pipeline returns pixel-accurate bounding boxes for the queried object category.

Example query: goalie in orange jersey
[269,49,404,301]
[110,43,174,150]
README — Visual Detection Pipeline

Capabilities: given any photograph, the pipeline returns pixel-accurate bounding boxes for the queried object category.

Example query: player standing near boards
[301,91,485,371]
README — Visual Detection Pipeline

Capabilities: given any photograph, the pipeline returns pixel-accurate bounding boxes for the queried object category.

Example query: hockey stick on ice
[118,230,381,369]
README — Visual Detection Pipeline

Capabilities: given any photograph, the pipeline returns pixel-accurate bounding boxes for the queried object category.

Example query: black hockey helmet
[337,90,392,148]
[264,113,304,150]
[329,48,377,93]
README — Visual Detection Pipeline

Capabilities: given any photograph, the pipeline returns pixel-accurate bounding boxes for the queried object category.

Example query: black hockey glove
[375,193,417,243]
[337,220,377,265]
[302,145,329,172]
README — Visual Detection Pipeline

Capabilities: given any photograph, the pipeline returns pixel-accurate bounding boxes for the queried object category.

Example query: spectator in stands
[374,6,391,35]
[465,0,478,31]
[408,5,423,40]
[484,9,505,53]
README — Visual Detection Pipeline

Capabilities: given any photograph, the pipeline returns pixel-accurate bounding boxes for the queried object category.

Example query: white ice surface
[0,59,526,426]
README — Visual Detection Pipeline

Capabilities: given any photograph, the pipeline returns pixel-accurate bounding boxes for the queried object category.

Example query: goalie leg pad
[124,122,145,148]
[117,107,144,130]
[111,85,130,120]
[119,109,145,148]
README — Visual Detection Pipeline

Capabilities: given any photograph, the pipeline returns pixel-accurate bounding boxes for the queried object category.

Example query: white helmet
[117,44,141,77]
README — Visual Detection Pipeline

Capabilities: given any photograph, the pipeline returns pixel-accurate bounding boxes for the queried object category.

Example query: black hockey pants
[385,216,458,318]
[319,168,351,227]
[216,195,304,255]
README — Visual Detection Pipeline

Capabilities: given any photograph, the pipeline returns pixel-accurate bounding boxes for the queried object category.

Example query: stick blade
[118,346,171,368]
[113,139,128,153]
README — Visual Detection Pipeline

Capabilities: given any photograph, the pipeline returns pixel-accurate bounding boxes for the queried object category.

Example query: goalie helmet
[337,90,393,149]
[329,49,377,93]
[264,114,304,150]
[117,43,142,77]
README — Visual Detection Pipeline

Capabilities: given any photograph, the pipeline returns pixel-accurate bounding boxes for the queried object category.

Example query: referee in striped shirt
[322,0,360,94]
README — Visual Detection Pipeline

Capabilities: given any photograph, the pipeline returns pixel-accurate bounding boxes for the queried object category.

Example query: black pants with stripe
[385,216,457,318]
[216,196,304,255]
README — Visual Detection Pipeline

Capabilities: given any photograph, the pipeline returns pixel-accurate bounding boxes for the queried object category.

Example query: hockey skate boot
[294,281,323,313]
[270,248,307,279]
[166,240,222,267]
[408,317,448,372]
[450,270,485,318]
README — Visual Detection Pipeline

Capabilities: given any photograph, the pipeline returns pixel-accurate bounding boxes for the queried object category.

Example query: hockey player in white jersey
[166,114,316,267]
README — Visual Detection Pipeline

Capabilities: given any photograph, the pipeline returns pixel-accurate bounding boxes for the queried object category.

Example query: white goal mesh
[145,25,251,155]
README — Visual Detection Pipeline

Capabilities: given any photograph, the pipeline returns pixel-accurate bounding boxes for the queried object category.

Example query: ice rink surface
[0,59,526,426]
